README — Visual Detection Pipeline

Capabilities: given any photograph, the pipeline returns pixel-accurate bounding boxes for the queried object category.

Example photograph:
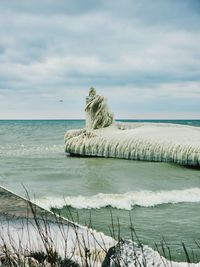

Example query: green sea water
[0,120,200,261]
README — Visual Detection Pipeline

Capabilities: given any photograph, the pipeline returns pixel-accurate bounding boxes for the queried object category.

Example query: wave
[36,188,200,211]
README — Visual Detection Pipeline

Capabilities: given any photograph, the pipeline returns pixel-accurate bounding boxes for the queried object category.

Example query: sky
[0,0,200,119]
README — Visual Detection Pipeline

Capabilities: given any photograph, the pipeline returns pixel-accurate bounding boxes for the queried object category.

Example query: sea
[0,119,200,262]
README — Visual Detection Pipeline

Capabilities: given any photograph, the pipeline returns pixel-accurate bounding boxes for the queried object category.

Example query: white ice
[65,89,200,166]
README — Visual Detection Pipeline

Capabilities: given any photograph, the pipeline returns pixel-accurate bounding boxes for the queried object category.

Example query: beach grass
[0,192,200,267]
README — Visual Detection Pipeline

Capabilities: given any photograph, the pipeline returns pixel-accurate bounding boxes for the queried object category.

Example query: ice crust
[104,240,200,267]
[65,122,200,166]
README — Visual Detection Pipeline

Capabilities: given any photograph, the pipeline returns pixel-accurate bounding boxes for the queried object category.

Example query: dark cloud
[0,0,102,15]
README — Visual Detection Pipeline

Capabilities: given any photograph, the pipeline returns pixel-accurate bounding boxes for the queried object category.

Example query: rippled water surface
[0,120,200,261]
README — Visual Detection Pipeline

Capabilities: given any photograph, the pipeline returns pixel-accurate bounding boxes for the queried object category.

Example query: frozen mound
[102,239,200,267]
[64,88,200,166]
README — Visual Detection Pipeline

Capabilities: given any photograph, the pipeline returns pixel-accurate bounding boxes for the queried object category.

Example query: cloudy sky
[0,0,200,119]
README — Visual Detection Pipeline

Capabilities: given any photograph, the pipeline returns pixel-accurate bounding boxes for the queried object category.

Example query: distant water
[0,119,200,261]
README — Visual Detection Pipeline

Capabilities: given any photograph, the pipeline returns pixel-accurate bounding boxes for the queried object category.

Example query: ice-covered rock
[102,240,200,267]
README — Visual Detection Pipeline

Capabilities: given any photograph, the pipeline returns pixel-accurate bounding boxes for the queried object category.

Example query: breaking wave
[36,188,200,211]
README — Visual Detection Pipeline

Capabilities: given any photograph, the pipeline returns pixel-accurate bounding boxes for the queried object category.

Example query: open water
[0,119,200,261]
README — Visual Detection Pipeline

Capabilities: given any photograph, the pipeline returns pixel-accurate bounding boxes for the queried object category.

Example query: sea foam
[36,188,200,211]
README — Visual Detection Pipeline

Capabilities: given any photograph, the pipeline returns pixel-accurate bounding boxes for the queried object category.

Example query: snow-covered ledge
[65,88,200,167]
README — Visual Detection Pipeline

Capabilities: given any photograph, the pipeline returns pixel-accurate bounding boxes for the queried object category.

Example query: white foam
[36,188,200,211]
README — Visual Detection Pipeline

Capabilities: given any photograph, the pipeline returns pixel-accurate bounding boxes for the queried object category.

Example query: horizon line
[0,118,200,121]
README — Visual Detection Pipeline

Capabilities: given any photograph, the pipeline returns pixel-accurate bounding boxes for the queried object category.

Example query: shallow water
[0,120,200,261]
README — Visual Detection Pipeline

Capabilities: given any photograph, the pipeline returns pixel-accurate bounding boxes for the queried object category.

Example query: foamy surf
[35,188,200,211]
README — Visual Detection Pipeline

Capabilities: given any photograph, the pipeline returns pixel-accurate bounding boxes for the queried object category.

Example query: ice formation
[85,87,114,130]
[65,88,200,166]
[102,240,200,267]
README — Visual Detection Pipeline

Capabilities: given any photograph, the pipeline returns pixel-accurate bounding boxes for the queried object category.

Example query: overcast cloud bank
[0,0,200,119]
